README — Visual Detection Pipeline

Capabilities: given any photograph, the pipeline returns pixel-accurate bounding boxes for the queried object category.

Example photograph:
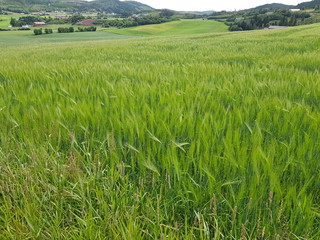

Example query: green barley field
[105,19,229,36]
[0,21,320,239]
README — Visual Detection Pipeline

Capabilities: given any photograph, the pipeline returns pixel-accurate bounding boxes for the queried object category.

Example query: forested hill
[252,0,320,10]
[251,3,294,10]
[0,0,154,13]
[297,0,320,9]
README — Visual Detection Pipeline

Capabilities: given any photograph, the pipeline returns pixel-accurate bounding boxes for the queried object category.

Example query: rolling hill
[0,0,154,13]
[297,0,320,9]
[251,3,294,10]
[252,0,320,10]
[106,19,228,36]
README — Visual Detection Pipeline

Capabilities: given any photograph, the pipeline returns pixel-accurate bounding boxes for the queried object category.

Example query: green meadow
[0,21,320,239]
[0,14,19,27]
[106,19,229,36]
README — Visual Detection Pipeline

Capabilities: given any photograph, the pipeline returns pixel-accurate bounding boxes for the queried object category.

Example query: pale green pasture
[0,29,138,46]
[0,13,30,27]
[0,14,12,27]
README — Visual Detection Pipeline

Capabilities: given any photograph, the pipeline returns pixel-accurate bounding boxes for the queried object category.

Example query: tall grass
[0,24,320,239]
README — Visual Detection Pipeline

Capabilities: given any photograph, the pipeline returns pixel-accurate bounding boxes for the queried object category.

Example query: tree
[44,28,53,34]
[19,16,41,25]
[229,25,243,31]
[68,14,85,24]
[289,16,297,26]
[34,29,43,35]
[279,16,288,26]
[160,9,175,18]
[10,18,21,27]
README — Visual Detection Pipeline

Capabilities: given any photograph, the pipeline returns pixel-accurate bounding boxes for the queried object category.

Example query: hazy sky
[123,0,303,11]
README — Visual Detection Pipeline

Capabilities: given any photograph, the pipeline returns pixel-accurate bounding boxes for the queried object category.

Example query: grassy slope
[0,19,227,46]
[0,16,9,28]
[0,24,320,239]
[0,14,22,28]
[106,19,229,36]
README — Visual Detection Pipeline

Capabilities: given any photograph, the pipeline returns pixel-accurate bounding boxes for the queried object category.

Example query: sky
[123,0,304,11]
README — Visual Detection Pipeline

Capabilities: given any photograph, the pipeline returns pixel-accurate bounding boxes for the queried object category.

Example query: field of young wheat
[0,23,320,239]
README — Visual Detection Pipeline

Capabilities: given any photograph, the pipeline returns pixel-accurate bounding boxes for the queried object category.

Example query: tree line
[58,26,96,33]
[103,16,173,28]
[225,9,311,31]
[9,14,88,27]
[10,16,42,27]
[33,28,53,35]
[33,26,96,35]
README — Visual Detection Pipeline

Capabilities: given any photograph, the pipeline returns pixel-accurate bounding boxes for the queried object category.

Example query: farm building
[264,26,288,30]
[32,22,46,27]
[131,13,149,18]
[75,19,96,26]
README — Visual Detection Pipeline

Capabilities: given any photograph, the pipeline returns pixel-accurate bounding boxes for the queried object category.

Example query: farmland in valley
[0,21,320,239]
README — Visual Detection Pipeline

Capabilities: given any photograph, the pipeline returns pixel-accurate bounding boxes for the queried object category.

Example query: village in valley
[2,10,111,34]
[1,0,320,36]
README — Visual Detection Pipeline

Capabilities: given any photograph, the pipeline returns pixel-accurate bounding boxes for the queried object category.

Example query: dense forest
[297,0,320,9]
[226,9,312,31]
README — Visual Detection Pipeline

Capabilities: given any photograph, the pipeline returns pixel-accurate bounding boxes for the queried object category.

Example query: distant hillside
[252,1,320,11]
[0,0,154,13]
[296,0,320,9]
[252,3,294,10]
[121,1,154,11]
[179,10,215,15]
[91,0,153,13]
